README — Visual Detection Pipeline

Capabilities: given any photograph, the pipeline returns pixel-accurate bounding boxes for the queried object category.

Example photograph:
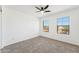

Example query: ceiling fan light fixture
[41,11,44,14]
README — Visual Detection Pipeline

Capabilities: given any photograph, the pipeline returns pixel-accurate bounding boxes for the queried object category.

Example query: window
[57,16,70,35]
[43,20,49,32]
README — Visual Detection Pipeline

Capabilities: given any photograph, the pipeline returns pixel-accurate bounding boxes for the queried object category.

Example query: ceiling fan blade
[44,5,49,10]
[36,11,41,12]
[44,10,51,13]
[35,7,41,11]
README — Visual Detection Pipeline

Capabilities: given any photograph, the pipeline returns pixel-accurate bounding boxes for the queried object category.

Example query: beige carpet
[1,36,79,53]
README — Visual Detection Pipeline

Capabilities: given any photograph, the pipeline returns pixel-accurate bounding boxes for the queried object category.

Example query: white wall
[40,7,79,46]
[0,11,1,49]
[2,6,39,48]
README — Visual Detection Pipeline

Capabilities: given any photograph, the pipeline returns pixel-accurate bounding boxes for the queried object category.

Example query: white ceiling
[6,5,79,17]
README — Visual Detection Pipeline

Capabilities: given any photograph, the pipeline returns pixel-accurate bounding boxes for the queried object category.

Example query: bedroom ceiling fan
[35,5,51,14]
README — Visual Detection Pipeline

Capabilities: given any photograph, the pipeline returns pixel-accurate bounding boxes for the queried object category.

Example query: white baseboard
[2,34,39,49]
[40,35,79,46]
